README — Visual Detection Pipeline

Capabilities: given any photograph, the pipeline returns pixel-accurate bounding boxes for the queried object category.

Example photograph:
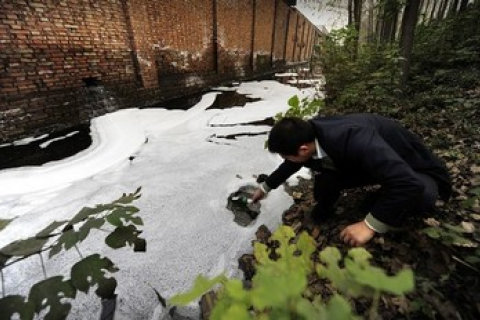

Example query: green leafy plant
[317,246,414,319]
[317,26,403,111]
[274,95,324,122]
[0,188,144,320]
[462,187,480,210]
[169,225,414,319]
[422,222,474,247]
[264,95,324,149]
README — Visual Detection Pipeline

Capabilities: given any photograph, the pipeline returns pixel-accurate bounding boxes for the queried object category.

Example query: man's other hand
[340,221,376,246]
[251,188,266,203]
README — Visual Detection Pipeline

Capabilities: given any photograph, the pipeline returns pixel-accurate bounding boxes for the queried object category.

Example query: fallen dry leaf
[471,165,480,174]
[461,221,476,233]
[424,217,441,227]
[471,214,480,221]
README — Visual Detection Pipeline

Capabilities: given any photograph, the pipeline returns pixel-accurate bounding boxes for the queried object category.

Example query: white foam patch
[0,80,320,319]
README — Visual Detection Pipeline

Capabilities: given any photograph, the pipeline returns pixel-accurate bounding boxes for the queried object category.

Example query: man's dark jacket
[264,114,452,227]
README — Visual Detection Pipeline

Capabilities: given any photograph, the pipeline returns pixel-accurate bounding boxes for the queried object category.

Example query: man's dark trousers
[312,169,439,226]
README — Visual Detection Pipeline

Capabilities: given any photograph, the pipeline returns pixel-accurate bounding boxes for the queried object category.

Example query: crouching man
[252,114,451,246]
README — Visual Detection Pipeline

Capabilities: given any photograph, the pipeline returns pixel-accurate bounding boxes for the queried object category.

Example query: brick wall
[216,0,254,76]
[253,0,274,71]
[295,15,305,62]
[0,0,137,141]
[0,0,320,143]
[272,0,290,67]
[285,8,297,62]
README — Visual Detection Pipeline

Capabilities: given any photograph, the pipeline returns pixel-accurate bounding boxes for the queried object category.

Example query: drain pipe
[251,0,256,71]
[270,0,278,68]
[212,0,219,73]
[292,13,299,61]
[283,7,291,63]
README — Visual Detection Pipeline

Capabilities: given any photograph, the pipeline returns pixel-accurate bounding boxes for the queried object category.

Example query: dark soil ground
[231,87,480,319]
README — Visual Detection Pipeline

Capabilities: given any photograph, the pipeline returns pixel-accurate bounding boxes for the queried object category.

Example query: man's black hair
[267,117,316,155]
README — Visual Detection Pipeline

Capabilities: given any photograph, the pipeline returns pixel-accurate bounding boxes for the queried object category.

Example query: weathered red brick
[0,0,318,143]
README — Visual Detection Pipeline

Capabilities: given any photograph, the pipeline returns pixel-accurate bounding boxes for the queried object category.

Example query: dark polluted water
[0,90,268,170]
[0,124,92,170]
[206,91,261,110]
[147,90,262,111]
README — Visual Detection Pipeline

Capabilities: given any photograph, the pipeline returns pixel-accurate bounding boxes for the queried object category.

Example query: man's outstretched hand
[251,188,266,203]
[340,221,376,246]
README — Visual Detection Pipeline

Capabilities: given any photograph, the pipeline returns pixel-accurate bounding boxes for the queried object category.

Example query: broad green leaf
[451,234,476,246]
[28,276,76,320]
[1,237,48,257]
[288,95,300,108]
[443,223,467,234]
[270,225,296,262]
[70,254,118,298]
[267,308,292,320]
[221,303,251,320]
[347,247,372,266]
[36,220,68,238]
[0,295,35,320]
[48,241,62,258]
[49,229,78,258]
[296,231,316,269]
[114,189,142,204]
[251,263,307,309]
[0,218,13,232]
[169,273,227,305]
[345,258,415,295]
[470,187,480,196]
[105,225,141,249]
[106,207,140,227]
[295,297,325,319]
[318,247,369,297]
[271,225,296,244]
[130,216,144,226]
[69,207,100,225]
[326,294,359,320]
[106,208,125,227]
[422,227,441,239]
[465,255,480,264]
[78,217,105,241]
[254,242,269,264]
[122,205,140,213]
[462,197,476,208]
[319,247,342,266]
[210,295,236,320]
[94,203,116,212]
[224,279,248,302]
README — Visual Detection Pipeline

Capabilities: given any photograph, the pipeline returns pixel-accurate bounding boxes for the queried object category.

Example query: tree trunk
[458,0,469,12]
[449,0,460,15]
[399,0,421,89]
[421,0,432,23]
[438,0,449,19]
[352,0,364,59]
[348,0,353,26]
[379,0,401,44]
[429,0,438,20]
[367,0,375,43]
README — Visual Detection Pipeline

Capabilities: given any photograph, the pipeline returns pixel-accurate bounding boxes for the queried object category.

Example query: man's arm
[252,160,302,202]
